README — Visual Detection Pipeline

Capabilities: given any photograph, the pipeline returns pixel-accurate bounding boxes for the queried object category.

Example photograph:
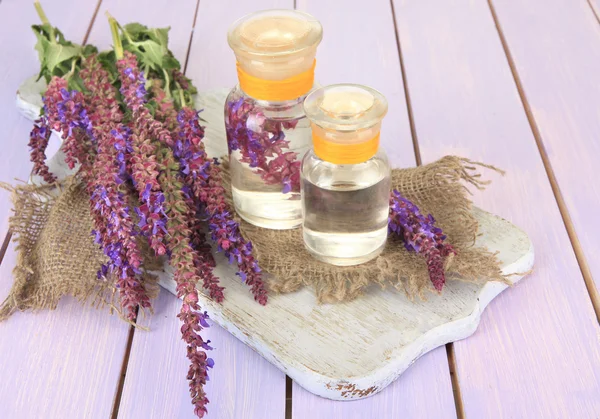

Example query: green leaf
[32,25,51,76]
[67,73,86,92]
[161,54,180,71]
[45,43,81,73]
[146,27,170,47]
[123,23,148,39]
[82,44,99,57]
[129,39,167,69]
[97,50,119,83]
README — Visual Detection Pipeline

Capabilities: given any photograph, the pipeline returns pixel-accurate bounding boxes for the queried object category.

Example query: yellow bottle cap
[228,10,323,101]
[304,84,388,164]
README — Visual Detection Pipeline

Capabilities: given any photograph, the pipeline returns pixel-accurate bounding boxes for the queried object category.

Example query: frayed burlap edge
[0,176,159,323]
[220,155,510,303]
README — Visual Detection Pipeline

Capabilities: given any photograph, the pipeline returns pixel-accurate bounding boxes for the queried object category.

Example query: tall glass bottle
[301,84,391,266]
[225,10,323,229]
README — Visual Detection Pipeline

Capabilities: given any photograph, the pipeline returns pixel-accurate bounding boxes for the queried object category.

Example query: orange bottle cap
[236,60,316,102]
[228,10,322,101]
[304,84,388,164]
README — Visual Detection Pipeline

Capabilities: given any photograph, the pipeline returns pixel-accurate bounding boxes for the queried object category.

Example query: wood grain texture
[290,0,457,417]
[116,1,288,418]
[186,0,293,91]
[491,0,600,305]
[0,244,131,418]
[118,290,286,419]
[87,0,196,67]
[0,1,133,418]
[392,0,600,417]
[0,0,96,234]
[134,90,531,403]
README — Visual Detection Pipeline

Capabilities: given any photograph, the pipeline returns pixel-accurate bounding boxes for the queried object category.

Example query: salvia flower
[156,142,214,418]
[79,56,151,319]
[42,77,95,173]
[225,96,301,193]
[117,52,213,417]
[178,108,268,305]
[29,116,56,183]
[388,190,456,291]
[117,53,169,257]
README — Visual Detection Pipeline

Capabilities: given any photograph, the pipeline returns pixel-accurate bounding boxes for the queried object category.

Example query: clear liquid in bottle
[301,151,390,265]
[302,83,391,266]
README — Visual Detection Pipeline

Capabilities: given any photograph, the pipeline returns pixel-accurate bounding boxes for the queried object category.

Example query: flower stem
[107,12,123,60]
[34,0,56,42]
[162,68,172,98]
[177,83,185,109]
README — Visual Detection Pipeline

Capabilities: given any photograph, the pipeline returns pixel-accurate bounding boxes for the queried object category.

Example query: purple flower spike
[388,190,456,291]
[176,108,268,305]
[225,97,301,194]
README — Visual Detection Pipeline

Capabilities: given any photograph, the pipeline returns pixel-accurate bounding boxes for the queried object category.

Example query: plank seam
[290,3,297,416]
[111,324,136,419]
[446,344,466,419]
[183,0,201,75]
[82,0,103,45]
[0,232,11,266]
[586,0,600,27]
[286,376,292,419]
[390,1,465,416]
[389,0,421,166]
[487,0,600,323]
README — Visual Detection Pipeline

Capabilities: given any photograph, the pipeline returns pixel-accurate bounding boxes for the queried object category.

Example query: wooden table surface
[1,0,600,418]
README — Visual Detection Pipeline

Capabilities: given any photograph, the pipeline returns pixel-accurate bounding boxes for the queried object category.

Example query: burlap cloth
[221,156,507,303]
[0,177,159,322]
[0,156,505,319]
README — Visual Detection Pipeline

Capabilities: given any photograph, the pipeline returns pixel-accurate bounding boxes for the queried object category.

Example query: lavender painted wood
[0,242,132,418]
[0,0,95,234]
[118,291,286,419]
[186,0,292,91]
[0,1,133,418]
[87,0,195,66]
[491,0,600,297]
[116,1,288,417]
[292,0,456,417]
[392,1,600,417]
[591,0,600,19]
[291,349,456,419]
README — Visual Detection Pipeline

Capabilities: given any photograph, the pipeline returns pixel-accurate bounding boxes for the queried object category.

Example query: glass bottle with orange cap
[225,10,322,230]
[301,84,391,266]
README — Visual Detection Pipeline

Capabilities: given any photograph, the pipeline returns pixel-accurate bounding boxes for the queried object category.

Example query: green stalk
[107,12,123,60]
[162,68,172,98]
[34,0,56,42]
[117,21,135,45]
[178,85,185,110]
[64,58,77,81]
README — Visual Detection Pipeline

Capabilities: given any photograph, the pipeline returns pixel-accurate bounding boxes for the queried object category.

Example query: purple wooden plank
[491,0,600,302]
[116,1,288,418]
[186,0,292,91]
[392,0,600,417]
[0,1,133,418]
[291,1,457,418]
[87,0,195,67]
[292,348,456,419]
[0,0,97,234]
[118,291,286,419]
[0,245,131,418]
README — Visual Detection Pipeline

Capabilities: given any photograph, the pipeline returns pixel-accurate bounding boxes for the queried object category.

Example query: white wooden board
[17,79,534,400]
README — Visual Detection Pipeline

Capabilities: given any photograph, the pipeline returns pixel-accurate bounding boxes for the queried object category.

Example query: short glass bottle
[301,84,391,266]
[225,10,323,229]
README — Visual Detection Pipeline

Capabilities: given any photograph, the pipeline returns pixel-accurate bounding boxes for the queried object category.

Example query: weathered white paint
[18,82,534,402]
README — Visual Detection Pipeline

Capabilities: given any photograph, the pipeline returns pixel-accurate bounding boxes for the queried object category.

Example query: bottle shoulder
[302,147,391,187]
[303,148,391,170]
[226,84,319,121]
